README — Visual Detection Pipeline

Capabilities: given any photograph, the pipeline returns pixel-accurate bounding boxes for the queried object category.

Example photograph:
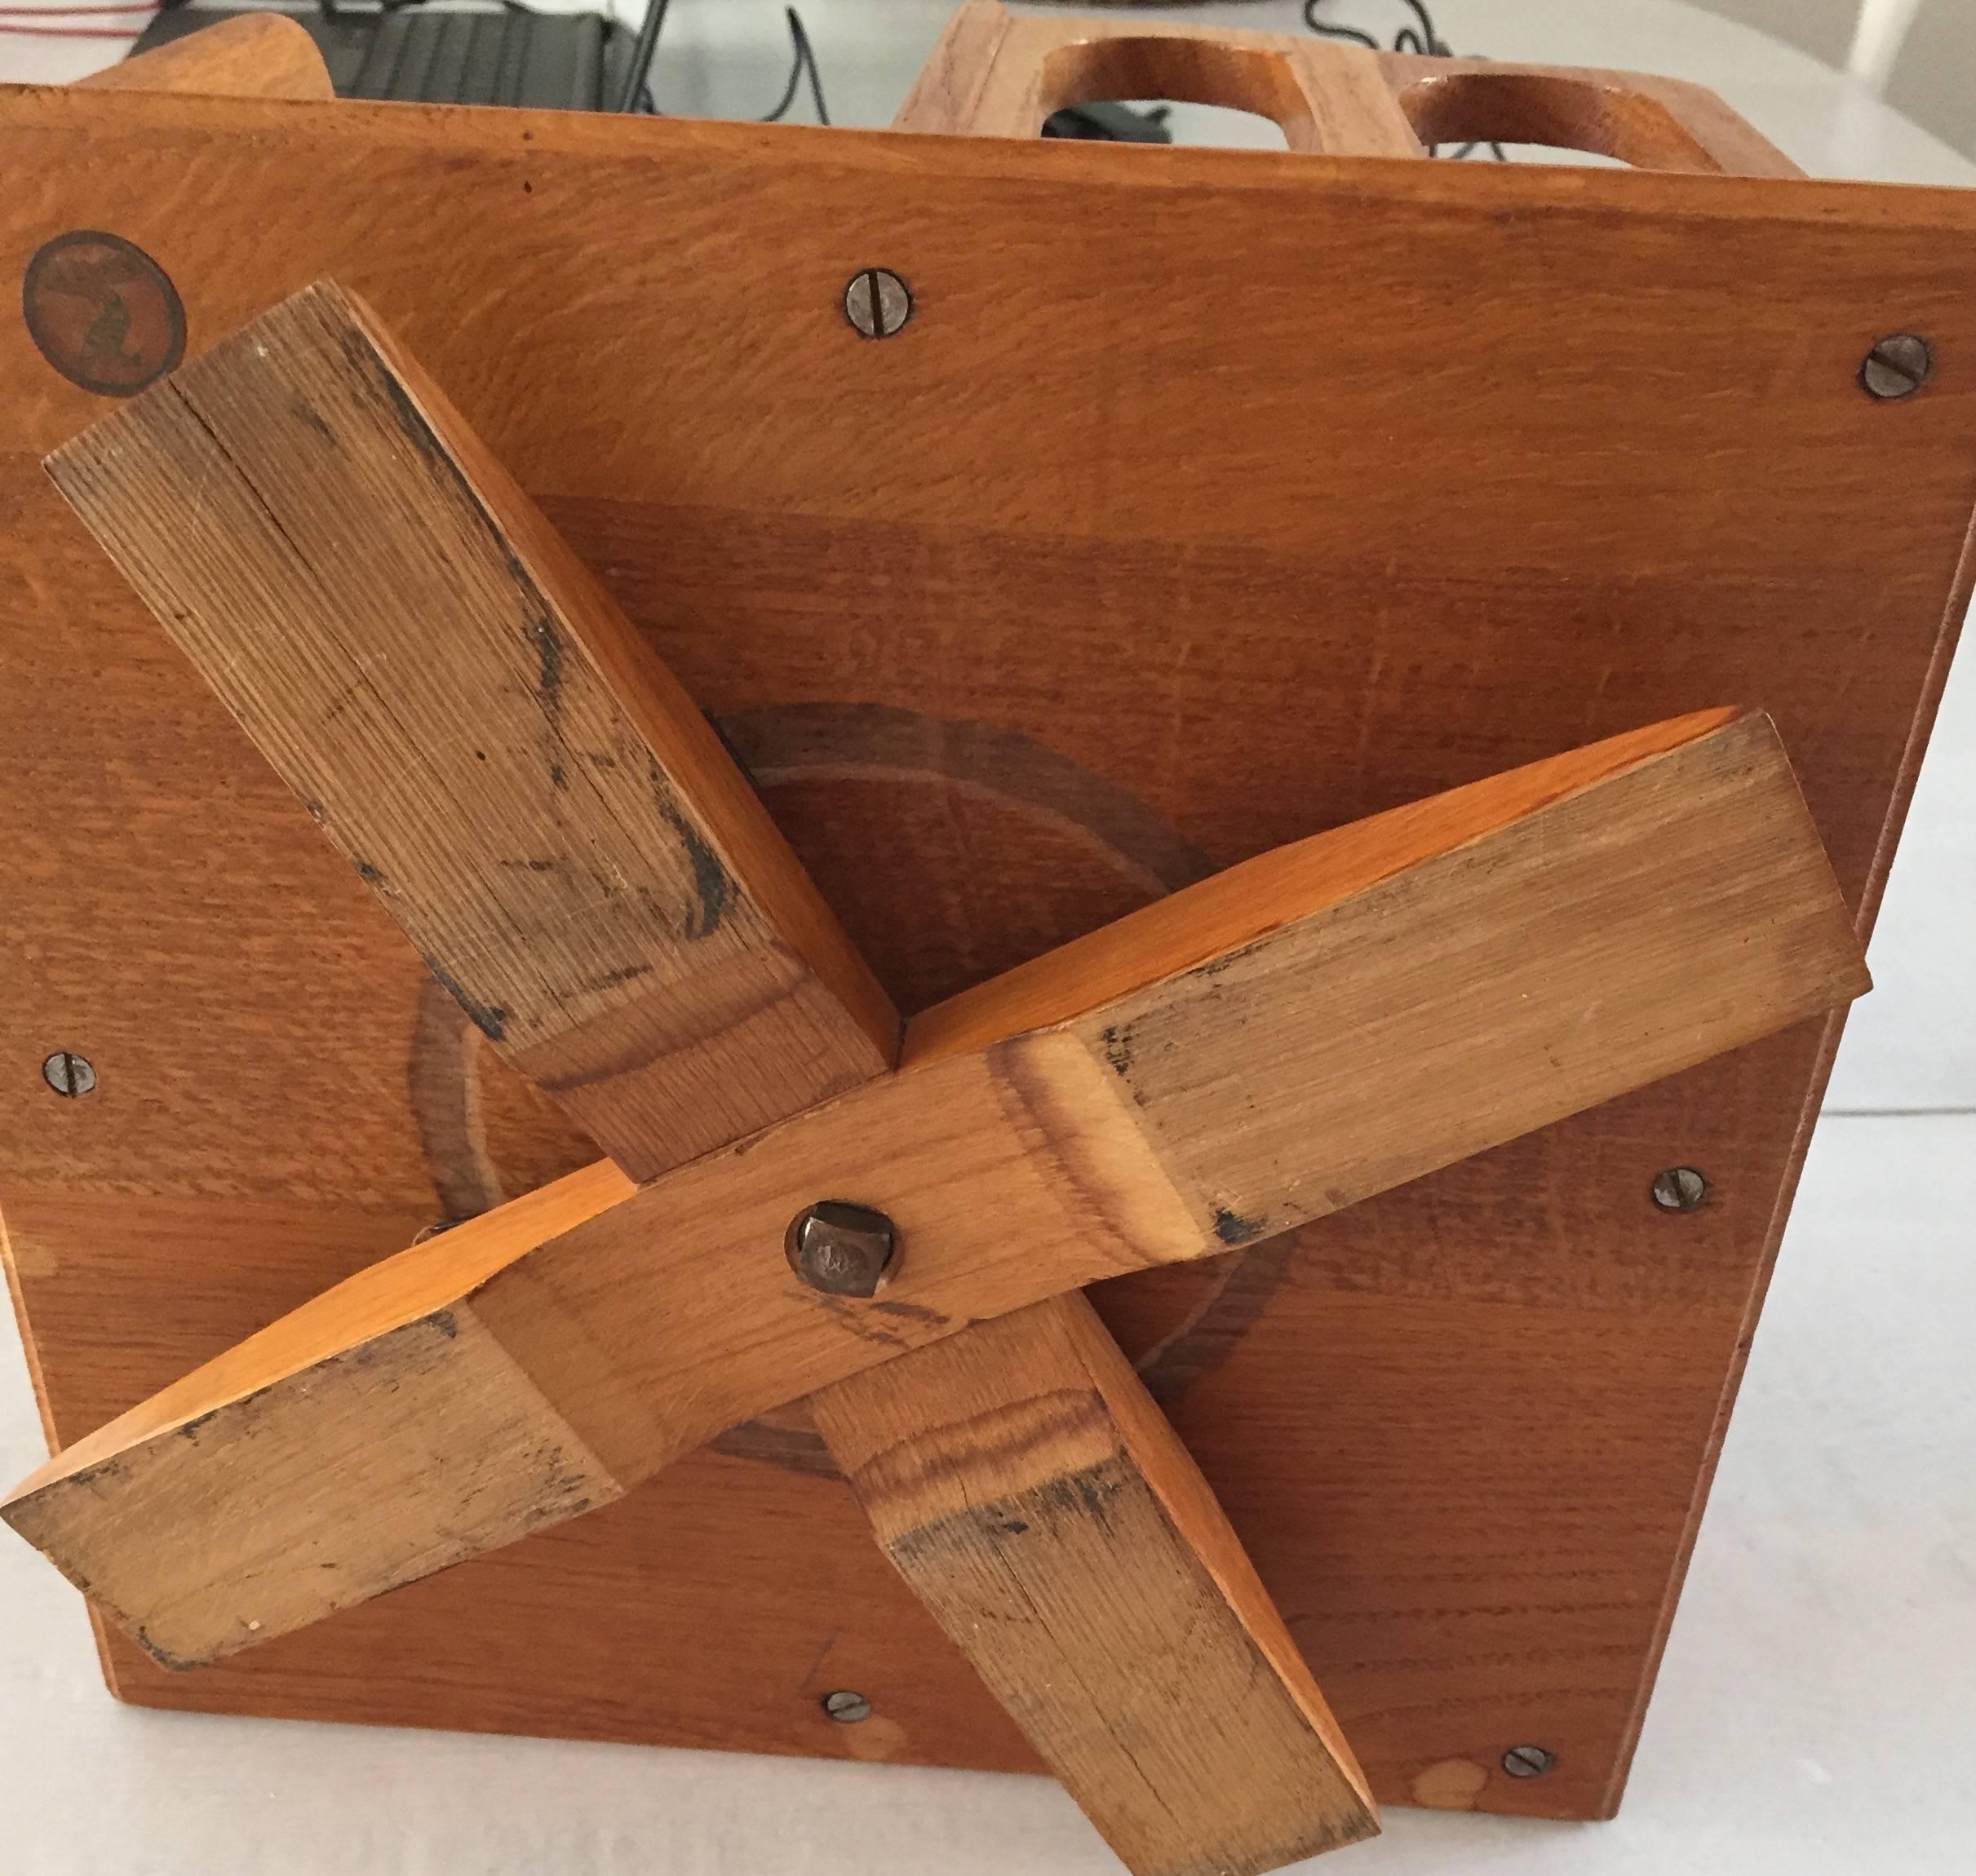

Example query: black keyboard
[131,4,617,112]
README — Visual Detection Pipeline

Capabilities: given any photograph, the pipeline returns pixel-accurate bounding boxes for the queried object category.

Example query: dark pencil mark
[421,955,508,1043]
[651,776,730,940]
[532,617,564,720]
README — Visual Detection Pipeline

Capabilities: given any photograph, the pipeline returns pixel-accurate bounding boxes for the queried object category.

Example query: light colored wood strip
[0,709,1867,1665]
[908,706,1740,1063]
[890,0,1015,135]
[77,15,335,100]
[810,1291,1379,1874]
[44,281,897,1184]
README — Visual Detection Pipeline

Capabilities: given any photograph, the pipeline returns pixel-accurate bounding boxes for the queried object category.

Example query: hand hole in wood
[1390,70,1725,172]
[1037,38,1308,148]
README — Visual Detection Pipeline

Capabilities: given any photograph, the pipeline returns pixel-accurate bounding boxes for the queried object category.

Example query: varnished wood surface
[0,77,1970,1817]
[48,277,1376,1869]
[4,710,1867,1668]
[897,2,1421,157]
[1380,51,1802,176]
[902,3,1796,176]
[810,1292,1379,1875]
[77,15,334,101]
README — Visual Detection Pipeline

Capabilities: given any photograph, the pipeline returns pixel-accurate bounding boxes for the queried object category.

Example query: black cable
[1300,1,1378,53]
[1393,0,1448,57]
[760,7,828,126]
[627,3,829,126]
[1303,1,1506,161]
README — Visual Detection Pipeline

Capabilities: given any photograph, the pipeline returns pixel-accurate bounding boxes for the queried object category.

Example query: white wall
[1884,0,1976,159]
[1702,0,1863,66]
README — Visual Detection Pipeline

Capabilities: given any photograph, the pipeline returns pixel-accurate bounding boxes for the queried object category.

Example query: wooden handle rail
[899,1,1800,177]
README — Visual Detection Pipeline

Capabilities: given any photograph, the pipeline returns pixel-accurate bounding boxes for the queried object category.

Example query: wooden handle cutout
[1380,55,1802,177]
[1036,37,1310,144]
[894,5,1423,157]
[1393,70,1714,169]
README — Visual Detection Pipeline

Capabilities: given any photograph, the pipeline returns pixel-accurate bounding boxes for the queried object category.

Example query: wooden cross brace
[2,285,1867,1875]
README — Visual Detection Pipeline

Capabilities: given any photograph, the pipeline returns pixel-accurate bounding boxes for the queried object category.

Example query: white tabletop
[2,4,1973,1873]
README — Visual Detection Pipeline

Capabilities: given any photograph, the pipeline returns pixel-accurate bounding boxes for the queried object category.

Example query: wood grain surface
[47,282,895,1183]
[42,277,1376,1868]
[897,2,1422,157]
[810,1292,1379,1876]
[4,708,1867,1669]
[0,73,1970,1819]
[76,15,334,102]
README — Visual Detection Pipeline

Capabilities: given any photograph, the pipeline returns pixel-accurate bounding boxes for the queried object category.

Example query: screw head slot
[41,1051,96,1098]
[1650,1166,1708,1213]
[1860,334,1934,400]
[844,268,912,339]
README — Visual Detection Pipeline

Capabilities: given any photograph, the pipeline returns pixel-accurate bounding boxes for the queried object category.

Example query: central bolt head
[786,1201,898,1298]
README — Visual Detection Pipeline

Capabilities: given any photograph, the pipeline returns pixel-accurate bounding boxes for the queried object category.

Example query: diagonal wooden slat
[810,1290,1375,1875]
[4,698,1867,1670]
[30,282,1380,1870]
[41,281,896,1181]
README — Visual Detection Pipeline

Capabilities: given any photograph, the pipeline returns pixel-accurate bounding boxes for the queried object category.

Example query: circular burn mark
[22,230,185,397]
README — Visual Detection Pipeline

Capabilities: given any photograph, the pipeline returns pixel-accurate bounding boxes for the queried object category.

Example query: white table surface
[2,3,1972,1872]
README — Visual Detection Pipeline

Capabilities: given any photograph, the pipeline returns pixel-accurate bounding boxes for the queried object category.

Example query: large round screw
[843,268,912,339]
[822,1689,872,1723]
[41,1051,96,1098]
[786,1200,898,1298]
[1859,334,1934,400]
[1502,1744,1556,1779]
[1650,1166,1708,1213]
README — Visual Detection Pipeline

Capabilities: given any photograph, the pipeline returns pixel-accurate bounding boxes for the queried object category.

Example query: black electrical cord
[760,7,829,125]
[626,2,829,126]
[1303,0,1506,161]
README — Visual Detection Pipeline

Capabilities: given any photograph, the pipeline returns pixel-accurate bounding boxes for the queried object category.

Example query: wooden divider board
[0,78,1972,1823]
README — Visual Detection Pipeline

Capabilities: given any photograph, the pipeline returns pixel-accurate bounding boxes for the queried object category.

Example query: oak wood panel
[77,15,334,102]
[809,1291,1379,1876]
[46,278,1379,1865]
[1,80,1970,1816]
[4,710,1867,1665]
